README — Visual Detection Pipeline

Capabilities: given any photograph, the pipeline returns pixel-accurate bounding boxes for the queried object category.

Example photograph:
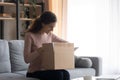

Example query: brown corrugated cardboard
[41,42,74,70]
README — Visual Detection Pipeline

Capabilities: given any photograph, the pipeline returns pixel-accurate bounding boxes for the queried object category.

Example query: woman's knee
[61,70,70,75]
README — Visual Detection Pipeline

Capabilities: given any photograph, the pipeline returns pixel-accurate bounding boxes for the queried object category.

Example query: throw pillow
[9,40,29,72]
[75,57,92,68]
[0,40,11,73]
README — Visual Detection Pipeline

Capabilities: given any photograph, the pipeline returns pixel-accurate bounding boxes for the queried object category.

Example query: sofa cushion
[0,73,39,80]
[67,68,95,79]
[0,73,23,80]
[75,57,92,68]
[14,70,27,76]
[9,40,28,72]
[0,40,11,73]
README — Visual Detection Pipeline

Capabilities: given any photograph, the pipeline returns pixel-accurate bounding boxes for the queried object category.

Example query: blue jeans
[26,70,70,80]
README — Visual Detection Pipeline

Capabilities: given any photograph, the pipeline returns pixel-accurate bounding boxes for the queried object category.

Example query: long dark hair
[27,11,57,33]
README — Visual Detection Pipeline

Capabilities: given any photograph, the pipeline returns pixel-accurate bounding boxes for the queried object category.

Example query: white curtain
[67,0,120,75]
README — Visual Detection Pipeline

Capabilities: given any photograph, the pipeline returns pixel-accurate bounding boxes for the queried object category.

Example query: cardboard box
[41,42,74,70]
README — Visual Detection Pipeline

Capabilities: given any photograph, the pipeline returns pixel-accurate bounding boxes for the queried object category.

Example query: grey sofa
[0,40,102,80]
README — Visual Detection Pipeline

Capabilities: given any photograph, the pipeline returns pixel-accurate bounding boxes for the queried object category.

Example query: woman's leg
[27,70,70,80]
[61,70,70,80]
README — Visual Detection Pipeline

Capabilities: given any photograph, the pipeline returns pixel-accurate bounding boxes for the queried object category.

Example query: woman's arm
[24,33,43,63]
[52,33,68,42]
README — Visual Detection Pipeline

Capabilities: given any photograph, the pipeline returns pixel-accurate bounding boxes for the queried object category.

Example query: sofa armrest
[88,57,102,76]
[75,56,102,76]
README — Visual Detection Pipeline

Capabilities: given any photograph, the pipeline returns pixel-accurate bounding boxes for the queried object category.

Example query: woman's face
[42,22,56,34]
[42,22,56,33]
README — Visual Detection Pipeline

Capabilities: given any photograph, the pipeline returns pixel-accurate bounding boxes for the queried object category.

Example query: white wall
[67,0,120,75]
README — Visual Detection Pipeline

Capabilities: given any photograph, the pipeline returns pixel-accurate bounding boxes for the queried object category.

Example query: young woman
[24,11,70,80]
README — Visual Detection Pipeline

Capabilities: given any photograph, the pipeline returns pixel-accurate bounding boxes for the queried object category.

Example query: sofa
[0,40,102,80]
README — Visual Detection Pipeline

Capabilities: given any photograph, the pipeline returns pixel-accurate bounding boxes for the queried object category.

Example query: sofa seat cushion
[0,40,11,73]
[14,70,27,76]
[9,40,29,72]
[0,73,39,80]
[67,68,95,79]
[0,73,23,80]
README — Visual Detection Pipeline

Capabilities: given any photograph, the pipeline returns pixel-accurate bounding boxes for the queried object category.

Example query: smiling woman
[24,11,69,80]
